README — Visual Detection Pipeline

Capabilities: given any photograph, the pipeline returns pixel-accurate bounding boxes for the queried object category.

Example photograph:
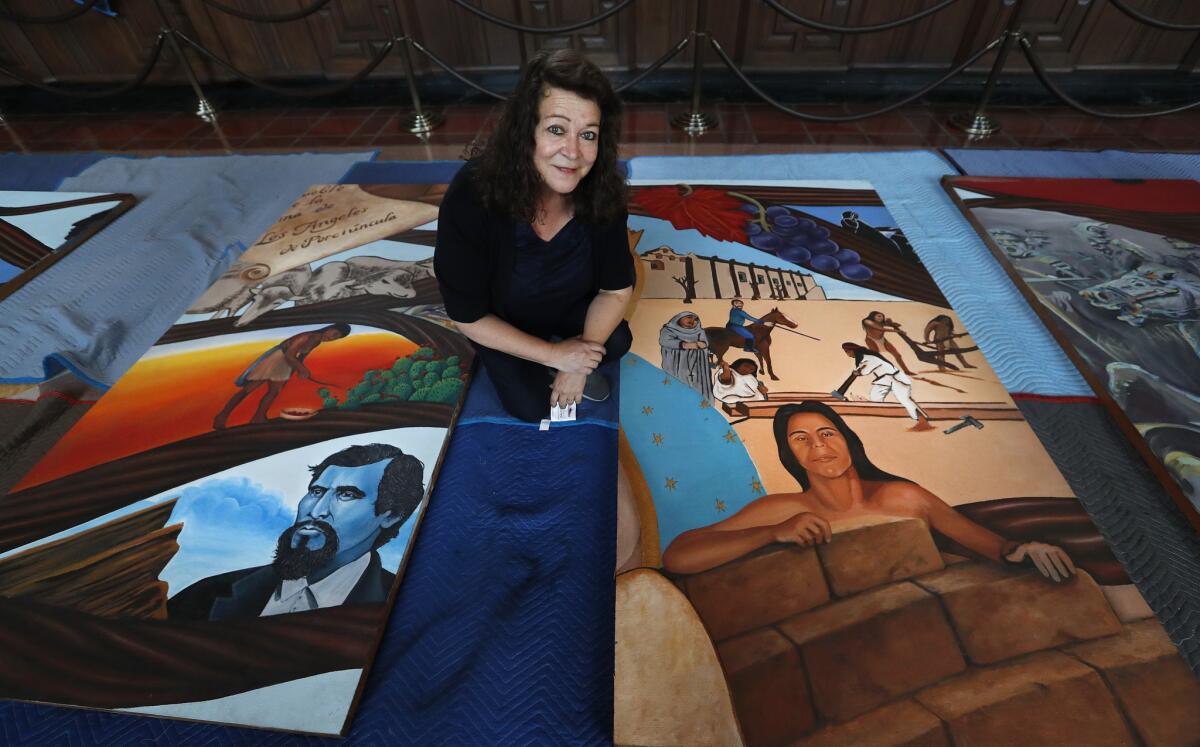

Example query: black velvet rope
[1106,0,1200,32]
[447,0,637,35]
[758,0,966,35]
[195,0,334,24]
[0,0,98,25]
[175,32,394,99]
[614,36,690,93]
[0,32,165,99]
[408,39,508,101]
[708,34,1002,122]
[1020,36,1200,118]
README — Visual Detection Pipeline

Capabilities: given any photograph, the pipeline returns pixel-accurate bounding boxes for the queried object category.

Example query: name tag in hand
[550,403,577,422]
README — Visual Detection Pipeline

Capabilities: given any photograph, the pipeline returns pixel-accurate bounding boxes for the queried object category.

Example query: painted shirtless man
[213,323,350,429]
[861,310,916,375]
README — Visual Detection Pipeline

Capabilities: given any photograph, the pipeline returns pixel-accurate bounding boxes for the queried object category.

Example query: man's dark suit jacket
[167,551,395,622]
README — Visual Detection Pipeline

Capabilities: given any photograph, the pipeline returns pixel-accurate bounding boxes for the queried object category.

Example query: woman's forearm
[582,288,632,345]
[662,525,777,575]
[455,314,556,365]
[928,502,1007,561]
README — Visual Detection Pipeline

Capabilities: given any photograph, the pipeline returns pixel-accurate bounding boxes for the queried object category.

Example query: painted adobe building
[640,246,826,302]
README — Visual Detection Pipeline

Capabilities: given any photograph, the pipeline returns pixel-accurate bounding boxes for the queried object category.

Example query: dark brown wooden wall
[1,0,1197,87]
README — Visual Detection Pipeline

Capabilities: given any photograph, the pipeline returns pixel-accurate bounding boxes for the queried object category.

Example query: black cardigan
[433,161,634,324]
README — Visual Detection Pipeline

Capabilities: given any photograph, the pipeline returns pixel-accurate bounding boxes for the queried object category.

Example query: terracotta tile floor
[1,102,1196,160]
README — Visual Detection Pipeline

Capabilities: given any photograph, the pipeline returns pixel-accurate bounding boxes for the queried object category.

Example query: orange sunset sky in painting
[15,328,417,490]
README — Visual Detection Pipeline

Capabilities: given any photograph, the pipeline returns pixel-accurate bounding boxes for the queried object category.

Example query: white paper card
[550,403,577,422]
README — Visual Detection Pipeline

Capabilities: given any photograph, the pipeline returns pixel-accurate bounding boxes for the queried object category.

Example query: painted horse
[705,307,799,381]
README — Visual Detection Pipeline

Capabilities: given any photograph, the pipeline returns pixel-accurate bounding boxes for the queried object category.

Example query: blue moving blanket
[0,152,373,388]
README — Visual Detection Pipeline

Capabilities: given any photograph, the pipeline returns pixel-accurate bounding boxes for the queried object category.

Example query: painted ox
[1079,262,1200,327]
[186,265,310,319]
[233,256,435,327]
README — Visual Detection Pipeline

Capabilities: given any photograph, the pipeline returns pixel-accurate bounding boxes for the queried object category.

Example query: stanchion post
[0,106,29,153]
[950,0,1027,137]
[671,0,717,135]
[149,0,221,133]
[387,0,442,135]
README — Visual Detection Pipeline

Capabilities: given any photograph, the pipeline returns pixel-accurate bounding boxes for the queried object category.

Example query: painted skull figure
[988,228,1049,260]
[1079,262,1200,326]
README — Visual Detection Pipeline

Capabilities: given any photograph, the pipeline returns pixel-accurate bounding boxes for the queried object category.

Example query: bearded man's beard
[272,520,339,580]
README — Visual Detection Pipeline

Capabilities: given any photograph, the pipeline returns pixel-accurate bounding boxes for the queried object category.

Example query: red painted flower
[633,185,748,244]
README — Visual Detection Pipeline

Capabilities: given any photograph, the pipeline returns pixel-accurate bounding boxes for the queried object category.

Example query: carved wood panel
[1072,0,1200,71]
[0,0,178,84]
[0,0,1195,88]
[735,0,851,71]
[843,0,982,69]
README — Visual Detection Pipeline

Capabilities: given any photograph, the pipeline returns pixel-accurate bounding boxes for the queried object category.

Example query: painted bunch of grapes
[632,185,875,283]
[742,202,873,281]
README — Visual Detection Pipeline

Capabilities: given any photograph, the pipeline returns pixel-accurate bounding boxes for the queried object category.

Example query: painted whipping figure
[862,310,916,375]
[842,342,933,431]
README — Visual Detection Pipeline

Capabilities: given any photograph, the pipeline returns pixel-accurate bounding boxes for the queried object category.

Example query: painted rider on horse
[726,299,773,353]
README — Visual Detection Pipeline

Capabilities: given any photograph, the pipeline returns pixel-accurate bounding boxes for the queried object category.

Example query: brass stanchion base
[195,97,218,125]
[402,111,443,135]
[671,110,718,136]
[950,111,1000,137]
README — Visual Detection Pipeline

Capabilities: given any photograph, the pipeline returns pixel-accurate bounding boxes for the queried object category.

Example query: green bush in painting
[324,346,467,411]
[427,377,464,403]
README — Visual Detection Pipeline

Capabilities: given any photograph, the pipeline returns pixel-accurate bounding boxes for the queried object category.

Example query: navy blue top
[503,220,595,336]
[433,160,633,325]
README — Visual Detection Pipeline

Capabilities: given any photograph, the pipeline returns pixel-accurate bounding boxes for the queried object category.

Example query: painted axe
[944,415,984,435]
[829,372,858,401]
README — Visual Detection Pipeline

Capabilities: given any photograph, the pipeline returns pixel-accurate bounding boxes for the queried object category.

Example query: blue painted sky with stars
[620,353,766,552]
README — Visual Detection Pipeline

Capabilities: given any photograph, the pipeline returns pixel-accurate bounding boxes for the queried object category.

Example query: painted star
[642,405,654,415]
[662,377,672,386]
[750,477,764,494]
[665,477,677,490]
[626,357,637,365]
[715,499,727,512]
[699,399,711,409]
[652,433,664,445]
[723,430,737,443]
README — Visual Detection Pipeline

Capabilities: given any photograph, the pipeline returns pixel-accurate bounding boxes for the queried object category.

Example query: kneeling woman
[663,401,1076,583]
[435,49,633,422]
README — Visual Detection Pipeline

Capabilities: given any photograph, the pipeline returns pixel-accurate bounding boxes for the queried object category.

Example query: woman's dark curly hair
[468,48,626,226]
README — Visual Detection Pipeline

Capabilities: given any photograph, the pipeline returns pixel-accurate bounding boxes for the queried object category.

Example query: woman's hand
[551,371,587,407]
[551,338,605,374]
[771,512,832,547]
[1004,541,1076,583]
[683,340,708,350]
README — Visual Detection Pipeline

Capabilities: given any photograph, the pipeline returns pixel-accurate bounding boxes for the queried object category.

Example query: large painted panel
[945,177,1200,527]
[615,180,1200,747]
[0,183,470,735]
[0,190,135,300]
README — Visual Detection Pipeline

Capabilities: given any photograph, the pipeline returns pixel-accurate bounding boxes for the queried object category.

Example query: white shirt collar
[262,552,372,616]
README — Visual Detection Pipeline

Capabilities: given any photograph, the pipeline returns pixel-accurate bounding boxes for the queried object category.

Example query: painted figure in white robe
[713,357,768,404]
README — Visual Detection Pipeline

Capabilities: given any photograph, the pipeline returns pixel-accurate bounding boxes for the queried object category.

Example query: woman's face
[786,412,852,480]
[533,86,600,198]
[679,315,698,329]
